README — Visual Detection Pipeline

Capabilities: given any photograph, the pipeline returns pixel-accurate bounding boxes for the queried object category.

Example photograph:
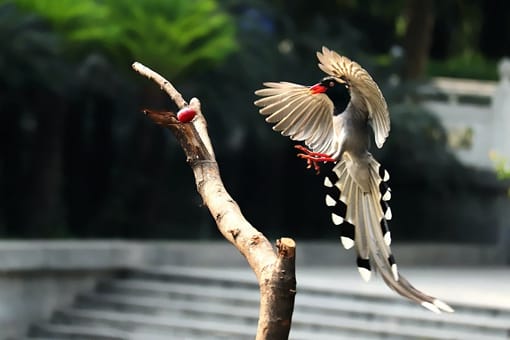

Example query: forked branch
[132,62,296,340]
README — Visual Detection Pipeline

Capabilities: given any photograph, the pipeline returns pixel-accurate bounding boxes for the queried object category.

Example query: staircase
[25,267,510,340]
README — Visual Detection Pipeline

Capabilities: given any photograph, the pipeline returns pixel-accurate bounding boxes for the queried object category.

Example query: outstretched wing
[316,46,390,148]
[254,82,337,156]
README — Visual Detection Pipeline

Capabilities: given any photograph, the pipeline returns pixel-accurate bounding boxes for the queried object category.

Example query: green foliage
[490,152,510,180]
[11,0,237,78]
[0,3,64,90]
[428,52,498,80]
[490,152,510,196]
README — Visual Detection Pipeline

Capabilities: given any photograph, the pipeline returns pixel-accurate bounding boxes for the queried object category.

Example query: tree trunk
[402,0,435,80]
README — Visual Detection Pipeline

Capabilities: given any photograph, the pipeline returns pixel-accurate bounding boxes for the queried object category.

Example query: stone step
[71,291,506,340]
[292,310,505,340]
[93,276,510,336]
[125,330,376,340]
[75,291,259,321]
[52,307,254,339]
[26,266,510,340]
[31,319,373,340]
[49,307,423,340]
[16,338,57,340]
[127,266,510,319]
[124,267,259,289]
[77,289,510,337]
[95,279,259,307]
[295,294,510,334]
[29,320,249,340]
[28,323,126,340]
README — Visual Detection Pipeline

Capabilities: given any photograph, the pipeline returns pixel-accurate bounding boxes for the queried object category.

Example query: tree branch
[132,62,296,339]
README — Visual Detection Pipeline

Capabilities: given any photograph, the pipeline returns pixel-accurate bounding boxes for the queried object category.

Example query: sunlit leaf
[12,0,237,78]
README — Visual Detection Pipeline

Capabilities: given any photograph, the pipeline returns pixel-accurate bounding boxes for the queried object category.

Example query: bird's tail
[323,155,453,313]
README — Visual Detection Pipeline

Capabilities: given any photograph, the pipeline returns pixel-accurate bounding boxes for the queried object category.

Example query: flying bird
[254,46,453,313]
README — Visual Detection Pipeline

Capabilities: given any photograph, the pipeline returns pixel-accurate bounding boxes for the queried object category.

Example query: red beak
[309,83,327,94]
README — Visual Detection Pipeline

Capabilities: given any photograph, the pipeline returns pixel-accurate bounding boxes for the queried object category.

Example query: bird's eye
[329,81,335,87]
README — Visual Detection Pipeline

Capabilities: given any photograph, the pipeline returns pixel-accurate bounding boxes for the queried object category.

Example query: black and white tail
[323,155,454,313]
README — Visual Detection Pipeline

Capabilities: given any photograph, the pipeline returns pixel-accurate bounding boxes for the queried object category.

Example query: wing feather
[316,46,390,148]
[254,82,336,155]
[264,94,308,124]
[273,94,317,136]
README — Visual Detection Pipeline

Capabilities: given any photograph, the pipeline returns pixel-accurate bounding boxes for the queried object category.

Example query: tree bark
[132,62,296,339]
[402,0,435,80]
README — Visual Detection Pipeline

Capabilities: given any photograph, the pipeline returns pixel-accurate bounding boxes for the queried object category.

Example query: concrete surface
[0,240,508,339]
[156,265,510,311]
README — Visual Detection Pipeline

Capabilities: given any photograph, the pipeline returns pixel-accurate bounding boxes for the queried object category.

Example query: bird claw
[294,145,336,174]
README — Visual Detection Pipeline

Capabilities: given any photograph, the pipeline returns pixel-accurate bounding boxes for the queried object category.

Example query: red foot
[294,145,336,174]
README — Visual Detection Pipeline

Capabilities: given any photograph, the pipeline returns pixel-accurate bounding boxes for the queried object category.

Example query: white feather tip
[391,264,399,281]
[341,236,354,249]
[384,232,392,246]
[358,267,371,282]
[383,170,390,182]
[433,299,454,313]
[421,301,442,314]
[331,213,344,226]
[382,190,391,201]
[385,207,392,220]
[325,195,336,207]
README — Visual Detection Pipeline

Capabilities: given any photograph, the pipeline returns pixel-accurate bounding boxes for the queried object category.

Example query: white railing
[421,77,497,104]
[419,58,510,169]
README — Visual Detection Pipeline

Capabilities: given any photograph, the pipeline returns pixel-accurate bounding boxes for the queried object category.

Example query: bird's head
[309,76,350,114]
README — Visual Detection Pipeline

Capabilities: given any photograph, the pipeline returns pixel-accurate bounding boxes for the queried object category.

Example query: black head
[310,76,350,115]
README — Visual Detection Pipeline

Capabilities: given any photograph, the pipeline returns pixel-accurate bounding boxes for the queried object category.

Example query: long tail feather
[323,155,453,313]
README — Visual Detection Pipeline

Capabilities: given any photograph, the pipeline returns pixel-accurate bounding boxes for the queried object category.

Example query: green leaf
[11,0,237,78]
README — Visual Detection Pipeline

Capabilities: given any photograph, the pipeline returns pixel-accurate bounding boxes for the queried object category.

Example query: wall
[0,241,147,340]
[421,58,510,169]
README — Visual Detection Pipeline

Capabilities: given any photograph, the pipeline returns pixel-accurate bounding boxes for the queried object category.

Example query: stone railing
[419,58,510,169]
[420,77,497,104]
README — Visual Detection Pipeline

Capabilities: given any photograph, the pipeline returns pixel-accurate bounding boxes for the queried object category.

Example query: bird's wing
[316,46,390,148]
[254,82,337,155]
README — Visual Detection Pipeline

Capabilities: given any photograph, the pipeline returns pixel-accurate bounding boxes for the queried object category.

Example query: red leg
[294,145,336,174]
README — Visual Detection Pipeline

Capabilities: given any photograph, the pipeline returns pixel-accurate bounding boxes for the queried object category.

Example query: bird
[254,46,453,313]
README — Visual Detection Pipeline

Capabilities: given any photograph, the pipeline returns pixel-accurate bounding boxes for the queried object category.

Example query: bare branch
[132,62,296,339]
[132,62,187,108]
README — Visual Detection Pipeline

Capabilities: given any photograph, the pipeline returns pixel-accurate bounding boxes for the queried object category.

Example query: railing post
[491,58,510,263]
[490,58,510,161]
[447,93,459,106]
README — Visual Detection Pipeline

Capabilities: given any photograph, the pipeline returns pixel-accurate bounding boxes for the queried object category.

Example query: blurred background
[1,0,510,245]
[3,1,510,339]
